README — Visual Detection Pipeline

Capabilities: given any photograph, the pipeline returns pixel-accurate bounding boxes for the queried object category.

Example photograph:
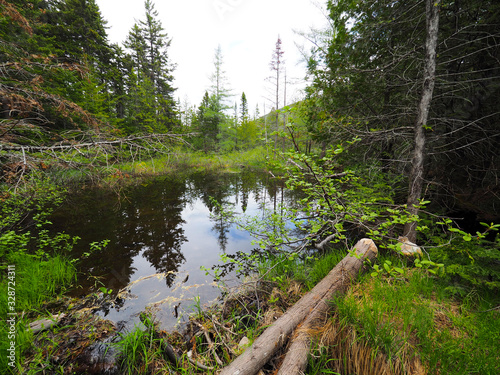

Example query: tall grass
[253,248,500,374]
[317,264,500,374]
[114,316,171,375]
[115,146,270,179]
[0,254,76,373]
[0,174,78,373]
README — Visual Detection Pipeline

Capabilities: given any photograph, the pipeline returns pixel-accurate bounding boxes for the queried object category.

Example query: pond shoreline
[49,168,289,334]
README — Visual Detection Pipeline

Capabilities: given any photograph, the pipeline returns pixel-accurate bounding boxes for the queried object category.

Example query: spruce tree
[0,0,100,132]
[196,91,219,151]
[123,0,177,133]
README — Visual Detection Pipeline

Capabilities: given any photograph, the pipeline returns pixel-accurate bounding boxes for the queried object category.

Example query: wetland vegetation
[1,0,499,374]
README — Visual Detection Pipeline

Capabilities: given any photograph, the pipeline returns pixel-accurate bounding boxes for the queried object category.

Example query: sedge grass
[318,263,500,375]
[115,315,172,375]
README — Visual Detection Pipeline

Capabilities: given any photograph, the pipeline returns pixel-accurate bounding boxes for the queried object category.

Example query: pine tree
[269,36,284,151]
[240,92,248,124]
[123,0,177,133]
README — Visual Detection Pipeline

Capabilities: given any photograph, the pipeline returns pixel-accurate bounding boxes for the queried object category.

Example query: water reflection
[50,170,289,330]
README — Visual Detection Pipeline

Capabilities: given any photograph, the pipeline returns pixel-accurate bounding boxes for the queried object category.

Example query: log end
[353,238,378,260]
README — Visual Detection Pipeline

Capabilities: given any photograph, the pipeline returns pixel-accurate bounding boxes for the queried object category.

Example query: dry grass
[317,318,426,375]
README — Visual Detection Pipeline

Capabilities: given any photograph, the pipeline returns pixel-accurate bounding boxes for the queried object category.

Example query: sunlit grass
[75,146,273,189]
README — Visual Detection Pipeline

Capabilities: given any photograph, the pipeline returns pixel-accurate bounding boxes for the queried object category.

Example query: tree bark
[219,238,378,375]
[404,0,441,243]
[276,300,329,375]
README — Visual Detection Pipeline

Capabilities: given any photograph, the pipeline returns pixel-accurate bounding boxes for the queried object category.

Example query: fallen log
[276,301,329,375]
[28,313,66,334]
[219,238,378,375]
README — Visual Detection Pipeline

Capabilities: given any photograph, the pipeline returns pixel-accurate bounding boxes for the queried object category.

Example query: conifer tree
[269,36,284,151]
[240,92,248,124]
[209,45,232,113]
[196,91,219,151]
[123,0,177,133]
[199,45,233,149]
[0,0,99,132]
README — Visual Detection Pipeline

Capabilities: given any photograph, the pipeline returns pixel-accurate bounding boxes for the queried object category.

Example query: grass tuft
[315,267,500,374]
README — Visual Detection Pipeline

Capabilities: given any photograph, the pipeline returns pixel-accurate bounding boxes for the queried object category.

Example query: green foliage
[370,260,405,279]
[429,238,500,295]
[120,0,178,133]
[333,268,500,374]
[0,173,64,234]
[413,258,445,276]
[278,135,417,249]
[306,0,500,224]
[194,91,222,151]
[0,0,110,131]
[115,313,171,374]
[0,174,79,372]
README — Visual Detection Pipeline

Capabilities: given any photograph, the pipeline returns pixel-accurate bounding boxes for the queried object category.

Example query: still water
[50,171,288,331]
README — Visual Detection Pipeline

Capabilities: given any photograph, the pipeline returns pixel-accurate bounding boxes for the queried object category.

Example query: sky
[95,0,329,117]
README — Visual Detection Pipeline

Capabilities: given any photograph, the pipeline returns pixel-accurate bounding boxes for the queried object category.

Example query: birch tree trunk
[404,0,441,243]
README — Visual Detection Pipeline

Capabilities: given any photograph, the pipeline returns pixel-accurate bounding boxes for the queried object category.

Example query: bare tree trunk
[219,239,378,375]
[276,298,329,375]
[404,0,440,243]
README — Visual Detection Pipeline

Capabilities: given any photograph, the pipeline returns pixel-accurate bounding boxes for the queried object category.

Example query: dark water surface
[50,171,287,330]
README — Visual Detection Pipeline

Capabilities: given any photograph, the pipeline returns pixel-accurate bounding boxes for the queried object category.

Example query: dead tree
[219,238,378,375]
[403,0,441,242]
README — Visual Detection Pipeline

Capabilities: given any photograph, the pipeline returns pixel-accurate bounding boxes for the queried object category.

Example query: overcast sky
[95,0,328,116]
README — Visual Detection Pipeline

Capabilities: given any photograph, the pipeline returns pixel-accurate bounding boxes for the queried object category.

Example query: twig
[477,305,500,313]
[211,315,238,356]
[315,233,337,251]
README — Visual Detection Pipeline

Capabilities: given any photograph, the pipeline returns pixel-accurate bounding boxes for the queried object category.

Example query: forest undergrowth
[1,147,499,374]
[109,246,500,375]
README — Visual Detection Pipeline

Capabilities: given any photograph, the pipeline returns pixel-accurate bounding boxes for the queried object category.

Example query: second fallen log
[219,238,378,375]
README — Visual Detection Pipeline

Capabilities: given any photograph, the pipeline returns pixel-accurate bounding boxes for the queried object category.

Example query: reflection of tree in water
[137,178,188,287]
[239,170,257,213]
[50,171,296,294]
[189,173,238,253]
[50,188,142,294]
[211,202,233,252]
[185,171,293,254]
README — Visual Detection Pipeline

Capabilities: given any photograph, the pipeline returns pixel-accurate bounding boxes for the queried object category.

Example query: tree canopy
[304,0,500,220]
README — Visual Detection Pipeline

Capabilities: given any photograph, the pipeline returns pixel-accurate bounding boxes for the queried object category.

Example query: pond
[50,171,290,331]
